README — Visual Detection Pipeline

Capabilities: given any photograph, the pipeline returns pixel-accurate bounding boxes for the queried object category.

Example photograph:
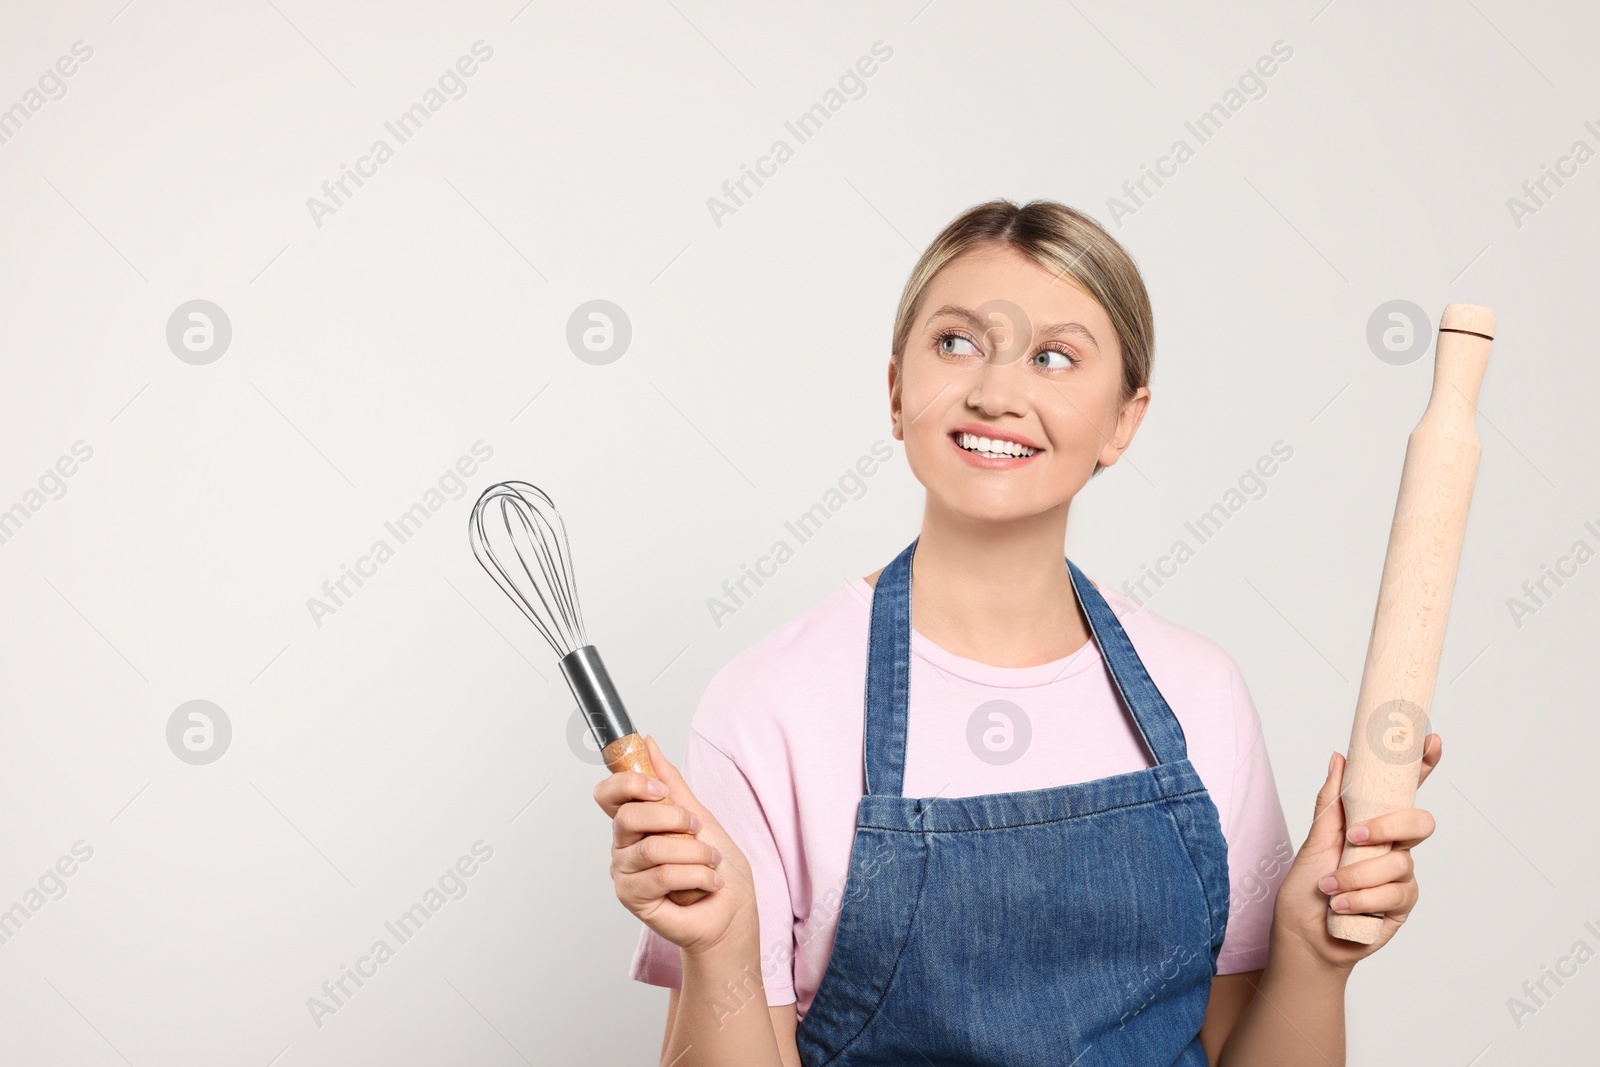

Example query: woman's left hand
[1270,734,1443,971]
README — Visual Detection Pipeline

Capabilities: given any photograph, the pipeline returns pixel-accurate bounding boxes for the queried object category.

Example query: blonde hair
[890,199,1154,475]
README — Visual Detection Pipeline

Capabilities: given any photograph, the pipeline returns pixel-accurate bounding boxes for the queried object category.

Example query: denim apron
[794,538,1232,1066]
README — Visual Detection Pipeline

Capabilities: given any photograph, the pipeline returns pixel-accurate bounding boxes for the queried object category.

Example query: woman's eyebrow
[1038,321,1101,352]
[927,304,1101,352]
[926,304,985,330]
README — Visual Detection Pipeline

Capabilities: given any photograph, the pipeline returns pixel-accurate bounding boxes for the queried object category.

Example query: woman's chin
[928,491,1068,527]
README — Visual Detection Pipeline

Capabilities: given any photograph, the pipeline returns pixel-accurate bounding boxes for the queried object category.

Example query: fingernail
[713,872,724,888]
[647,779,666,798]
[1318,875,1338,893]
[1328,751,1337,777]
[1348,825,1369,843]
[710,847,722,865]
[1332,896,1350,911]
[688,814,701,832]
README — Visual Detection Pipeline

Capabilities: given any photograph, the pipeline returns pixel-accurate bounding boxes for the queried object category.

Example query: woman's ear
[1100,385,1150,467]
[888,358,903,441]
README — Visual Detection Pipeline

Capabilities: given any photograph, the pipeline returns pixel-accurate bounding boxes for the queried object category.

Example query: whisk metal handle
[602,733,711,907]
[560,646,710,907]
[559,646,636,748]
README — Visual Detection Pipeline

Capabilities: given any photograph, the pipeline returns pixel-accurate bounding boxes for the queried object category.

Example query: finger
[614,833,721,876]
[1318,848,1414,896]
[1347,807,1436,850]
[644,735,716,826]
[1303,751,1348,854]
[594,770,669,818]
[1416,733,1443,789]
[614,798,701,848]
[1327,878,1417,918]
[616,862,724,906]
[644,735,687,799]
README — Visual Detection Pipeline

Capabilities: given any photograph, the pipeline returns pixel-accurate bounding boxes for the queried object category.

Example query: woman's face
[890,242,1150,524]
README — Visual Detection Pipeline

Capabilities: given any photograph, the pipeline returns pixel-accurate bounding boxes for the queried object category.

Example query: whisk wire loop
[468,480,589,656]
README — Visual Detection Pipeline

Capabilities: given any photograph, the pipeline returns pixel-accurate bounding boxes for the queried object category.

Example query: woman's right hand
[594,735,759,957]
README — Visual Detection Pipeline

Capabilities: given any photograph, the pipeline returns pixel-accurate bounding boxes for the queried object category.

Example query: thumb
[644,735,709,821]
[1303,750,1348,856]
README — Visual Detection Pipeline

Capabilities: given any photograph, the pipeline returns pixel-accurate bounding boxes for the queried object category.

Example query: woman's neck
[866,499,1094,669]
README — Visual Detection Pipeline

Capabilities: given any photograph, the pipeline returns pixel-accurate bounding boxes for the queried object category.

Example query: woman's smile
[947,424,1045,469]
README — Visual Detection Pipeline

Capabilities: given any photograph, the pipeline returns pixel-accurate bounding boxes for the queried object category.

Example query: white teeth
[958,432,1038,458]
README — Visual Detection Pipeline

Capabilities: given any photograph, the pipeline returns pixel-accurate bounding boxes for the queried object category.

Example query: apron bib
[795,538,1232,1066]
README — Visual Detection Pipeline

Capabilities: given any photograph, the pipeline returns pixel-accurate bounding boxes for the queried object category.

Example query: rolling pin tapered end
[1440,303,1495,339]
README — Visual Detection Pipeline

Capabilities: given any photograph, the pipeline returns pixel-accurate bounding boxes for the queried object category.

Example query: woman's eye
[1033,348,1077,370]
[938,332,980,357]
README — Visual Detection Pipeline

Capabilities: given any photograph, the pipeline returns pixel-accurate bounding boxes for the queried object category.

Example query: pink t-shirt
[630,574,1293,1019]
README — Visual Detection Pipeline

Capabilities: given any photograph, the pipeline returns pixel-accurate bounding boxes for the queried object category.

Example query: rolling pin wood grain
[603,733,709,907]
[1329,302,1495,944]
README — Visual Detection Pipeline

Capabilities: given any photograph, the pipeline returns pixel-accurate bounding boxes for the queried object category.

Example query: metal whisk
[467,479,635,751]
[467,479,711,905]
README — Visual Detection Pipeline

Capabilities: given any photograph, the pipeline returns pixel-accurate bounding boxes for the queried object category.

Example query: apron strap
[1066,557,1190,768]
[863,538,1189,798]
[863,538,918,798]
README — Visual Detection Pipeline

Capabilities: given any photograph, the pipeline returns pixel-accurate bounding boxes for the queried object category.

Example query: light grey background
[1,1,1595,1064]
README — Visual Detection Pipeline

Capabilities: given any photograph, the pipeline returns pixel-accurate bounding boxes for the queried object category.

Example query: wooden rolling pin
[1329,302,1495,943]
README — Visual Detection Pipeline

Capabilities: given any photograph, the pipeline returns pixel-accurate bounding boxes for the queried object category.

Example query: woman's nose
[966,355,1031,415]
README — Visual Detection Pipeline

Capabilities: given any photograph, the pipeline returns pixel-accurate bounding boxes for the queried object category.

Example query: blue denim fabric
[795,538,1232,1066]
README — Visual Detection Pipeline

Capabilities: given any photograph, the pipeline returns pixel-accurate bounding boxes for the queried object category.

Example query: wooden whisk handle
[603,733,710,906]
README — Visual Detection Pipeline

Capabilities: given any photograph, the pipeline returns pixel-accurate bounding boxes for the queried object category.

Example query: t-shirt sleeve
[627,726,799,1006]
[1214,656,1294,975]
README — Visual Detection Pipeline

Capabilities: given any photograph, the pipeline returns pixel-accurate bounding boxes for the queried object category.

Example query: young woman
[594,199,1442,1066]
